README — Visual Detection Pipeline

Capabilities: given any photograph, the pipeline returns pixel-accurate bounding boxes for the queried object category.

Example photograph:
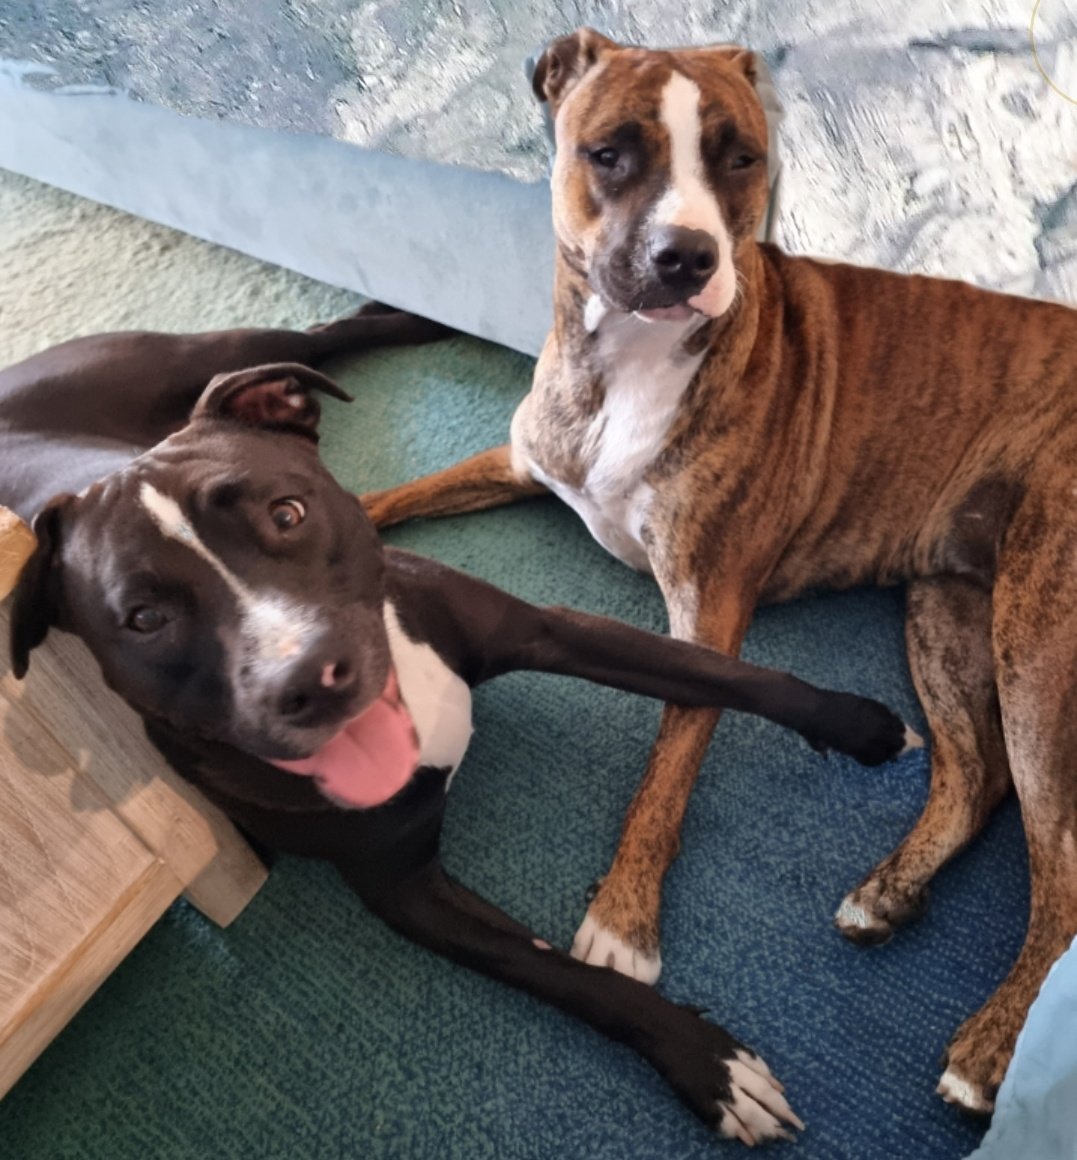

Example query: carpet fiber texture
[0,170,1030,1159]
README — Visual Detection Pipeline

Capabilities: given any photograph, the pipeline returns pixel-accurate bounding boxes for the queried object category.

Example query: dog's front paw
[571,910,662,983]
[805,693,922,767]
[571,877,663,984]
[653,1010,804,1145]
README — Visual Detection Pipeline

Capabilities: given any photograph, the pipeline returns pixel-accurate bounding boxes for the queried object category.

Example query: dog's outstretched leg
[0,303,452,456]
[939,476,1077,1113]
[304,300,452,353]
[837,576,1011,946]
[361,445,547,529]
[351,859,805,1145]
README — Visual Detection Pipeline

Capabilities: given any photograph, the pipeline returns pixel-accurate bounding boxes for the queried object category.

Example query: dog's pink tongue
[269,671,420,808]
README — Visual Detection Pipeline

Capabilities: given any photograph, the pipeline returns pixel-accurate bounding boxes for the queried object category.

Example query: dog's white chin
[633,303,700,323]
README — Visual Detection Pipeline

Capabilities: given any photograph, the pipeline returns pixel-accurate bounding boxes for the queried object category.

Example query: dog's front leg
[552,568,913,981]
[347,859,804,1144]
[502,603,910,765]
[570,578,761,982]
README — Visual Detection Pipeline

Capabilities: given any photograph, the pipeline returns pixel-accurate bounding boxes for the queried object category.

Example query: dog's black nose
[276,656,357,721]
[649,226,718,289]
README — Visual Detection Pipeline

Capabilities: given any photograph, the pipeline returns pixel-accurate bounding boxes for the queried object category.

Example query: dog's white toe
[716,1056,805,1145]
[834,893,891,941]
[900,725,926,755]
[937,1066,995,1113]
[834,896,872,929]
[570,912,662,984]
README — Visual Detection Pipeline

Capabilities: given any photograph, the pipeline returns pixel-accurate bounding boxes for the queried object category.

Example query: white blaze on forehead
[653,72,721,234]
[138,481,320,668]
[650,71,737,319]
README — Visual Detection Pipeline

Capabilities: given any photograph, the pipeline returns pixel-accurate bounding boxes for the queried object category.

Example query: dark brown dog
[358,30,1077,1113]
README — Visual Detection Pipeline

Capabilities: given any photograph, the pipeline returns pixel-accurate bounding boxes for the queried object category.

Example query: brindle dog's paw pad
[717,1054,806,1146]
[570,912,662,984]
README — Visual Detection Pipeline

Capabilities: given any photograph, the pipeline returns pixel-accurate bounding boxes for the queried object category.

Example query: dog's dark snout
[649,227,718,287]
[279,689,311,718]
[275,653,358,723]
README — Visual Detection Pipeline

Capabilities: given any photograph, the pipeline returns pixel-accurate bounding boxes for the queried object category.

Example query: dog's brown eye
[270,498,306,531]
[730,154,759,171]
[590,147,620,169]
[126,607,167,634]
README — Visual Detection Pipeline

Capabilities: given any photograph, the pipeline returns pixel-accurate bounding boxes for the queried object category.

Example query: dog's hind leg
[303,301,452,354]
[350,859,805,1144]
[836,576,1011,946]
[360,445,547,529]
[0,302,451,451]
[155,301,450,396]
[937,478,1077,1113]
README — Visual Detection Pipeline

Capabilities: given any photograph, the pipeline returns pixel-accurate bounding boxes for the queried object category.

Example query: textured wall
[2,2,1075,298]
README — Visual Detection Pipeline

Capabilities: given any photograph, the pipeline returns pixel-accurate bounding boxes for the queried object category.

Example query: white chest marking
[384,602,472,788]
[527,307,705,574]
[139,482,321,676]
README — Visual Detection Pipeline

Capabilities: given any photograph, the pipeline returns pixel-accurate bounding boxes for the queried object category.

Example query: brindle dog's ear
[531,27,619,111]
[191,363,353,442]
[9,496,72,679]
[708,45,760,88]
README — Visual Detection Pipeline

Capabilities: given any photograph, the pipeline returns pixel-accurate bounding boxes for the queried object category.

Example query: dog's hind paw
[835,872,929,945]
[937,1066,996,1115]
[653,1012,804,1145]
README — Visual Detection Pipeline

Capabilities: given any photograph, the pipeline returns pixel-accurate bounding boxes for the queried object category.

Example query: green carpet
[0,170,1027,1159]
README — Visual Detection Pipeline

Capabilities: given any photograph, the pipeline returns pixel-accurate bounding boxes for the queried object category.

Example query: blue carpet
[0,334,1028,1159]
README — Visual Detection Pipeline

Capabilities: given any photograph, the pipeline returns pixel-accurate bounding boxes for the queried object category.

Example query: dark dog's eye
[590,147,620,169]
[126,607,168,634]
[270,497,307,531]
[730,154,759,171]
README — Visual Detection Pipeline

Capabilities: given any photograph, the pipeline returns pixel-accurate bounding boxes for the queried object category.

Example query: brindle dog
[359,30,1077,1113]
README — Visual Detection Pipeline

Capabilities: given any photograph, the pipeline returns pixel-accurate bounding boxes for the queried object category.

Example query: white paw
[901,725,926,755]
[570,912,662,984]
[834,896,871,929]
[834,894,889,940]
[937,1066,995,1113]
[717,1051,806,1146]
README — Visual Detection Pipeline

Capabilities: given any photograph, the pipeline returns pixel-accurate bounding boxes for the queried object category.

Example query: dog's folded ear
[532,27,619,111]
[708,44,760,88]
[191,363,354,442]
[9,496,71,679]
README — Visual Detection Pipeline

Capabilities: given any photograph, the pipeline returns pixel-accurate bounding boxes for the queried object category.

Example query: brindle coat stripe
[360,30,1077,1113]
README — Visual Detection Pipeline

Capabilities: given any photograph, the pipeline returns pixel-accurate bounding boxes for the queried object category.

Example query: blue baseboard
[0,60,554,356]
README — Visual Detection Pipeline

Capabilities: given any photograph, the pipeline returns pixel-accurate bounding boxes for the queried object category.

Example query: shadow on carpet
[0,334,1027,1160]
